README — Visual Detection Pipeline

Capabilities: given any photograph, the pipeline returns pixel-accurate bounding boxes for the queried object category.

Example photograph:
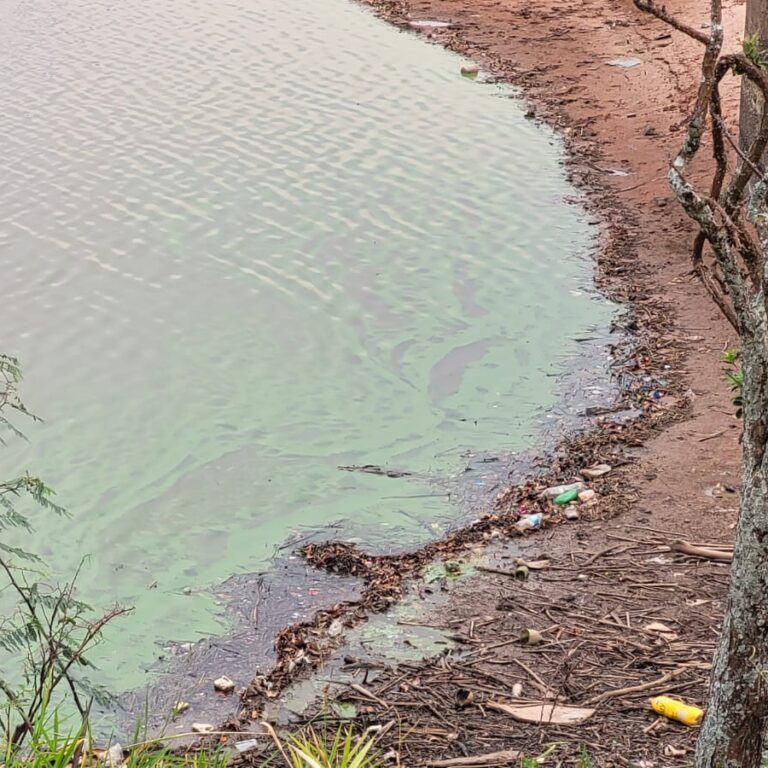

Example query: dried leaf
[487,700,595,724]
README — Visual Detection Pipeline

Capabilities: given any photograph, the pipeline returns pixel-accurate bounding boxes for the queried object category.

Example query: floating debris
[338,464,412,478]
[460,63,479,78]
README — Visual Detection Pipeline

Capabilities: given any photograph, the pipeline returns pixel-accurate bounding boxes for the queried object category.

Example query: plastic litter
[518,628,543,646]
[578,489,596,502]
[514,513,543,533]
[234,739,259,754]
[554,489,580,505]
[461,63,479,77]
[650,696,703,726]
[541,481,584,498]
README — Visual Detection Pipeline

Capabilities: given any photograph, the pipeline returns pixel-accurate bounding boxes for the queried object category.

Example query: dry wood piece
[670,540,733,562]
[585,667,687,706]
[426,750,522,767]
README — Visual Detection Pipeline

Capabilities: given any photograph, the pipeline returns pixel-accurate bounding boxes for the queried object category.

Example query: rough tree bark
[740,0,768,152]
[696,330,768,766]
[633,1,768,765]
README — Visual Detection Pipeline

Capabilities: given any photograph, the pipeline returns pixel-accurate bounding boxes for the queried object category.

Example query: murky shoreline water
[0,0,614,697]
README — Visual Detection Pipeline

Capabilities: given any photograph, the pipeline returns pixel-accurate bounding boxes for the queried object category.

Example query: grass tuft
[264,725,384,768]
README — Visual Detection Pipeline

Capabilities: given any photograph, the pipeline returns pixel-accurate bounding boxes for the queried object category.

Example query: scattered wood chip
[487,701,595,724]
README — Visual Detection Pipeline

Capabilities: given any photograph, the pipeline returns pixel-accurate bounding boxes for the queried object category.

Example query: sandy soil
[245,0,754,764]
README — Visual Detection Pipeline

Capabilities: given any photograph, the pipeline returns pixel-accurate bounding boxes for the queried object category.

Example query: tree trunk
[695,5,768,764]
[695,322,768,767]
[740,0,768,152]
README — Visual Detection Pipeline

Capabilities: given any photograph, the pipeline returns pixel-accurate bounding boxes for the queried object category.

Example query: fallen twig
[426,750,522,767]
[585,667,687,705]
[670,540,733,562]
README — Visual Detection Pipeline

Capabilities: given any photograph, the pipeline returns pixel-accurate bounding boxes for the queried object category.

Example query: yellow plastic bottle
[650,696,704,726]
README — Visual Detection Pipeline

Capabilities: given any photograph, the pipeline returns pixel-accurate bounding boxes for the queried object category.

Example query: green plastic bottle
[554,489,580,505]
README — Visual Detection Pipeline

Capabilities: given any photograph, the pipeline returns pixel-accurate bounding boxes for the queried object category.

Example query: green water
[0,0,612,689]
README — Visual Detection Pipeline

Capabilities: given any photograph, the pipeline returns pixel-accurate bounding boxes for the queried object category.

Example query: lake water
[0,0,613,691]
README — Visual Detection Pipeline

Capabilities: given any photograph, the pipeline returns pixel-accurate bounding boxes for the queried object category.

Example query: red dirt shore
[264,0,752,765]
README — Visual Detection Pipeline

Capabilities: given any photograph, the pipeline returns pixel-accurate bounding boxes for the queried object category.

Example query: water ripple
[0,0,612,688]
